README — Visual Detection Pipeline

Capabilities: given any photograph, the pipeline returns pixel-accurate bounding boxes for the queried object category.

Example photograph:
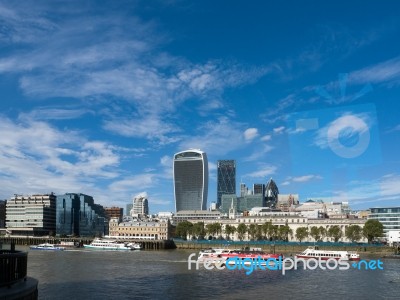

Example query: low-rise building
[109,218,172,240]
[174,210,222,223]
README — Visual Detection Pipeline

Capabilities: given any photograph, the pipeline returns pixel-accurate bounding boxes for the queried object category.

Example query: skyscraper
[173,149,208,212]
[265,178,279,208]
[217,160,236,208]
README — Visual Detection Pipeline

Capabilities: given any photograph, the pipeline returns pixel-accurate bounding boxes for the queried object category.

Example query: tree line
[175,219,384,243]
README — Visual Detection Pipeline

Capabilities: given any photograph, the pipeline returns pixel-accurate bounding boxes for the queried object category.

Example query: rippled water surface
[17,246,400,299]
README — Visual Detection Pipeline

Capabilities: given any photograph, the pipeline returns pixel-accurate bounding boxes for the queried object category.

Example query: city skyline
[1,1,400,213]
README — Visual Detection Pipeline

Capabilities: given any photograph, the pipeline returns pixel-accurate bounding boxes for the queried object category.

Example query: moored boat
[83,239,137,250]
[30,243,65,251]
[295,246,360,261]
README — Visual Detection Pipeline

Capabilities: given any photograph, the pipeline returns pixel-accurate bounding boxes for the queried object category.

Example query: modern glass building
[173,149,208,212]
[56,193,107,237]
[217,160,236,208]
[220,194,264,214]
[369,207,400,234]
[265,178,279,208]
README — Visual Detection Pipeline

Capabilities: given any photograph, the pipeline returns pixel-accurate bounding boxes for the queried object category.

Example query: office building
[132,194,149,217]
[6,193,56,236]
[173,149,208,212]
[0,200,6,228]
[56,193,108,237]
[217,160,236,208]
[369,207,400,234]
[104,207,123,222]
[265,178,279,208]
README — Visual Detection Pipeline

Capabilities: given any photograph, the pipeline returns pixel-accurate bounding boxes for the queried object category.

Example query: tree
[175,221,193,240]
[224,225,236,240]
[345,225,362,242]
[310,226,325,242]
[363,220,384,243]
[192,222,205,239]
[237,223,247,241]
[295,227,308,242]
[327,225,342,242]
[262,221,272,240]
[248,224,257,241]
[278,225,292,241]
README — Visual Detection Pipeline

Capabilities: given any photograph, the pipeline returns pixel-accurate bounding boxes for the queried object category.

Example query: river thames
[15,246,400,299]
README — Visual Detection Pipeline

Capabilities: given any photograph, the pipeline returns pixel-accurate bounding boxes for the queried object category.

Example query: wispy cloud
[243,128,259,142]
[244,164,277,179]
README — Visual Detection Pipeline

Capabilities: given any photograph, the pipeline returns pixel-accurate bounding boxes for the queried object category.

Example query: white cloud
[109,174,156,192]
[244,165,277,179]
[244,128,259,141]
[261,135,271,141]
[273,126,285,134]
[292,174,323,182]
[349,56,400,86]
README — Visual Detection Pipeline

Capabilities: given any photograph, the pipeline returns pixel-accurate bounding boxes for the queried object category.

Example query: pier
[0,237,176,250]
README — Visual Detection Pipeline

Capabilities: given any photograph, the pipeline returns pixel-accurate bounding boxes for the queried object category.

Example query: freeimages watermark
[188,253,384,276]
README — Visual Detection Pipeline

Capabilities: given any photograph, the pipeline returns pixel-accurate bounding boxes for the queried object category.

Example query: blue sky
[1,0,400,213]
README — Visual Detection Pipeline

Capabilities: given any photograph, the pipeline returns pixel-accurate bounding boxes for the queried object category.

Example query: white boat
[295,246,360,261]
[30,243,65,251]
[197,248,234,261]
[83,239,141,250]
[128,242,143,250]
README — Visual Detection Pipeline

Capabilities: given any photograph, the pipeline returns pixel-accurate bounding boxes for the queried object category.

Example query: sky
[1,0,400,213]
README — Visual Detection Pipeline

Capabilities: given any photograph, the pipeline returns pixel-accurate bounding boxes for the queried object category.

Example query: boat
[30,243,66,251]
[83,239,141,250]
[127,242,143,250]
[197,248,234,261]
[295,246,360,261]
[220,250,284,266]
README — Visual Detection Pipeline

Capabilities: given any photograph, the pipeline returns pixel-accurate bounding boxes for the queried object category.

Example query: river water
[12,245,400,299]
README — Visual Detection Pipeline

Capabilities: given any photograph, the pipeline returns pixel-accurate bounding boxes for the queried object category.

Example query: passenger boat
[296,246,360,261]
[220,250,283,266]
[197,248,283,266]
[29,243,66,251]
[83,239,141,250]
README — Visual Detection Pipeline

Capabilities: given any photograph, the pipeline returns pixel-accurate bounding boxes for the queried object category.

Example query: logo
[188,253,384,276]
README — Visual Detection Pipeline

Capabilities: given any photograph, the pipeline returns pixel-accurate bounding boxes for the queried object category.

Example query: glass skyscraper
[173,149,208,212]
[217,160,236,208]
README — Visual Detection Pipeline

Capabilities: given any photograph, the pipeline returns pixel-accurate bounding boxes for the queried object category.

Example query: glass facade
[56,193,107,237]
[173,150,208,212]
[265,178,279,208]
[217,160,236,208]
[369,207,400,233]
[220,194,264,214]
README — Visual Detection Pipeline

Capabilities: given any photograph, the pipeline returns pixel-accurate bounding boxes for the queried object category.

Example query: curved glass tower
[173,149,208,212]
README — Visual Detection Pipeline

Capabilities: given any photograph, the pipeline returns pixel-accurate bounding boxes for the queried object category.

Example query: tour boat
[220,250,284,266]
[83,239,142,250]
[197,248,235,261]
[296,246,360,261]
[30,243,66,251]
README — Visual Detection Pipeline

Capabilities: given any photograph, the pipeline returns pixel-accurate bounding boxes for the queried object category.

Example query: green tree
[175,221,193,240]
[278,225,292,241]
[345,225,362,242]
[295,227,308,242]
[327,225,342,242]
[262,221,272,240]
[363,220,384,243]
[310,226,326,242]
[192,222,205,239]
[256,224,263,241]
[237,223,247,241]
[224,225,236,240]
[248,224,257,241]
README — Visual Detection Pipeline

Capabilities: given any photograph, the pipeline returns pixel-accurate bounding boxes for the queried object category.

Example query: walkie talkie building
[173,149,208,212]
